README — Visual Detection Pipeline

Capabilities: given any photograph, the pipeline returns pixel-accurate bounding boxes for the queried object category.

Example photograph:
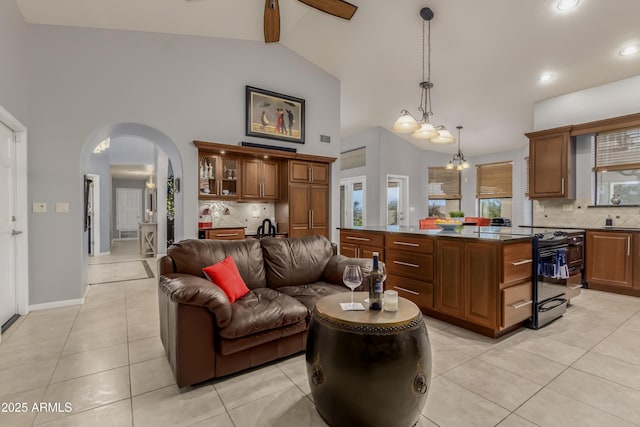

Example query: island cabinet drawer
[340,231,384,247]
[386,249,433,282]
[387,274,433,309]
[502,282,533,328]
[502,242,533,286]
[386,236,434,254]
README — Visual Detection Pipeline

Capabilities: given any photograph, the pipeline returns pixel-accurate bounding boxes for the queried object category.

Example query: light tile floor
[1,242,640,426]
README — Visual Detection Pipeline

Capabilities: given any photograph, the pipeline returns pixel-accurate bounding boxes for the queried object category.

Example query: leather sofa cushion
[167,239,266,289]
[217,321,306,356]
[261,235,333,289]
[277,282,348,314]
[219,288,308,340]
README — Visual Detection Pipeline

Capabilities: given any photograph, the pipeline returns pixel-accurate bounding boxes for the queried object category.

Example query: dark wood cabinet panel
[289,160,329,184]
[435,240,465,317]
[586,231,634,289]
[241,158,279,200]
[464,243,498,328]
[526,126,575,199]
[205,228,245,240]
[339,230,384,260]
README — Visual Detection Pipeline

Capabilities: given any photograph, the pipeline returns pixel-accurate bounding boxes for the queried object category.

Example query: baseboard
[29,297,85,311]
[98,251,111,256]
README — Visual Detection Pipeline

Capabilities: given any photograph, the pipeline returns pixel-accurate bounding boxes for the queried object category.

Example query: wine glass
[343,265,363,310]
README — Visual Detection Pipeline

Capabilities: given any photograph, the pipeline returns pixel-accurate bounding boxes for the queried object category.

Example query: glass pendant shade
[412,123,438,139]
[431,129,455,144]
[445,161,454,170]
[462,160,470,169]
[391,111,420,133]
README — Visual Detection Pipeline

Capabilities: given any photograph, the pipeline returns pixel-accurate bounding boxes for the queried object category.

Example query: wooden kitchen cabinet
[288,184,328,238]
[526,126,575,199]
[240,158,279,200]
[277,158,334,240]
[339,229,385,260]
[198,153,240,199]
[386,233,434,310]
[289,160,329,184]
[435,239,529,331]
[586,230,639,296]
[204,228,245,240]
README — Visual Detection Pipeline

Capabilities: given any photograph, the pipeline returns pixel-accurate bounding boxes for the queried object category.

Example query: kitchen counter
[519,225,640,232]
[339,225,534,242]
[198,225,247,230]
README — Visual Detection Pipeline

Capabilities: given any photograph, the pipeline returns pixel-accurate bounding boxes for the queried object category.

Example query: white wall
[0,0,28,125]
[534,75,640,130]
[27,24,341,305]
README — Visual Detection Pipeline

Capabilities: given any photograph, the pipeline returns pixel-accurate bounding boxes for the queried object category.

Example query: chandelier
[446,126,469,170]
[390,7,454,144]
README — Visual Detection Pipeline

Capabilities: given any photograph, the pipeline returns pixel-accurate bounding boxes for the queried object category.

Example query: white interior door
[0,121,16,328]
[340,177,366,227]
[116,188,142,239]
[387,175,409,226]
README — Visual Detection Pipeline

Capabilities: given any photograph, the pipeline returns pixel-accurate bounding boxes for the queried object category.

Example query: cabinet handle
[628,236,631,256]
[308,210,312,228]
[393,286,419,296]
[216,233,239,237]
[346,236,370,241]
[511,259,533,266]
[393,241,420,247]
[568,284,583,290]
[310,166,313,182]
[561,177,565,194]
[512,300,533,309]
[393,260,420,268]
[310,210,314,228]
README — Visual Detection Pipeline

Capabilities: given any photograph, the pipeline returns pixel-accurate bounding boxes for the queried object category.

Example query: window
[476,162,512,218]
[593,127,640,206]
[428,167,461,217]
[340,177,366,227]
[340,147,366,170]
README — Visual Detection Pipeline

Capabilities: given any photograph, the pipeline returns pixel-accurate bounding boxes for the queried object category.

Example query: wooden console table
[139,222,157,257]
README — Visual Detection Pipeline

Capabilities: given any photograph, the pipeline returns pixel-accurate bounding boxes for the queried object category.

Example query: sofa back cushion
[167,239,266,289]
[261,235,333,289]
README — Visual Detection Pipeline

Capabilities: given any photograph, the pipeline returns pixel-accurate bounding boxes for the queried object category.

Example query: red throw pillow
[202,256,250,303]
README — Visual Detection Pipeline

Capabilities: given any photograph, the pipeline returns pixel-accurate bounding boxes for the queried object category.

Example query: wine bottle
[369,252,383,310]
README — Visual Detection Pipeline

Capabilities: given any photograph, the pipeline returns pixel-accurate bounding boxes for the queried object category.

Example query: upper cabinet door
[261,159,280,200]
[526,126,575,199]
[289,160,329,184]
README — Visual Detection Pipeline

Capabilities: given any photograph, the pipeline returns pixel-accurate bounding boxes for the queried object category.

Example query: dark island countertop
[339,225,535,242]
[519,225,640,232]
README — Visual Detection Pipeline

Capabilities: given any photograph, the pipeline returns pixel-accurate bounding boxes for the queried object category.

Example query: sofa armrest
[159,273,232,328]
[322,255,373,291]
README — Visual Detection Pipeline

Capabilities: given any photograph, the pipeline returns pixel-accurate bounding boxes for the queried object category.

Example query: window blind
[428,167,461,199]
[476,162,512,198]
[594,127,640,172]
[340,147,366,170]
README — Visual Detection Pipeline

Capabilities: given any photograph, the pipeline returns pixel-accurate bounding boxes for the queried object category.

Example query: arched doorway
[79,123,183,288]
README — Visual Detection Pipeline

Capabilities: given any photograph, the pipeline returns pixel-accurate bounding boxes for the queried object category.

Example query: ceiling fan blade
[264,0,281,43]
[297,0,357,20]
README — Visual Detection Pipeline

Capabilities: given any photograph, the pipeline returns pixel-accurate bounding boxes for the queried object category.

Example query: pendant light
[390,7,454,144]
[446,126,469,170]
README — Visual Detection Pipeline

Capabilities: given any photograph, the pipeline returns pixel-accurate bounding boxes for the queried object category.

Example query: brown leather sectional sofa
[158,235,371,387]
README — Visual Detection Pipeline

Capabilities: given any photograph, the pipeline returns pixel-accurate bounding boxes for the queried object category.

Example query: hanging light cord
[418,19,433,122]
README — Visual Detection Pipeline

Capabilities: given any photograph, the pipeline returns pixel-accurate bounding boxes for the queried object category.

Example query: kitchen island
[339,226,535,337]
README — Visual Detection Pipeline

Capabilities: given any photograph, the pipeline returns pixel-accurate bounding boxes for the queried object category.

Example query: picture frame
[246,86,305,144]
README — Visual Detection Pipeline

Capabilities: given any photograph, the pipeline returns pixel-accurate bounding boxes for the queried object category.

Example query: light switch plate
[535,203,545,212]
[33,202,47,213]
[563,204,573,212]
[56,203,69,213]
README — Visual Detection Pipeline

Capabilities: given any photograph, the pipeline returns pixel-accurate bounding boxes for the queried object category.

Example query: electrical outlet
[562,204,573,212]
[33,202,47,213]
[535,203,545,212]
[56,203,69,213]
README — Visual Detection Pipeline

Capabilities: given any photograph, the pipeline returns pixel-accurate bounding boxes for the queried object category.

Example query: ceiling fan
[264,0,357,43]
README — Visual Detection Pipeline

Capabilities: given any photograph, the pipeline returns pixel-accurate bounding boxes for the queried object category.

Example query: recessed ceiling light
[539,73,553,83]
[557,0,579,10]
[619,45,640,56]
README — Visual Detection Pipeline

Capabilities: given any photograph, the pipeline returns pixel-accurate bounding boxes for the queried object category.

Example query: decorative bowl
[437,223,462,232]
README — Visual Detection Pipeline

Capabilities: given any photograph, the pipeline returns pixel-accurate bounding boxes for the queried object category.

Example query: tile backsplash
[199,201,276,234]
[533,198,640,228]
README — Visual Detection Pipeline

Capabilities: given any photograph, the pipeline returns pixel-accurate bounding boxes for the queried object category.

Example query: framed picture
[246,86,305,144]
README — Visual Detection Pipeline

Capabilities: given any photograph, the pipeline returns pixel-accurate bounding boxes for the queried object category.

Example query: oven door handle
[539,298,567,312]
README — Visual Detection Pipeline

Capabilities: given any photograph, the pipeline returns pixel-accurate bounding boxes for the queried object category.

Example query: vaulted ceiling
[15,0,640,155]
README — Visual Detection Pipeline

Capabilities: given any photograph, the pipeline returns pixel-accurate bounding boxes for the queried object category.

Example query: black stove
[535,231,569,247]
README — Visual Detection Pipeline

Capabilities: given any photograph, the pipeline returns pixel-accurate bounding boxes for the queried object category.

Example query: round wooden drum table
[306,292,432,427]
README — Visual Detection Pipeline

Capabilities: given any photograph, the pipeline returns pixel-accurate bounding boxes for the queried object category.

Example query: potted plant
[448,211,465,218]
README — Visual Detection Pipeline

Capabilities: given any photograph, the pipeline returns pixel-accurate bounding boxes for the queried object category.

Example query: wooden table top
[314,292,421,327]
